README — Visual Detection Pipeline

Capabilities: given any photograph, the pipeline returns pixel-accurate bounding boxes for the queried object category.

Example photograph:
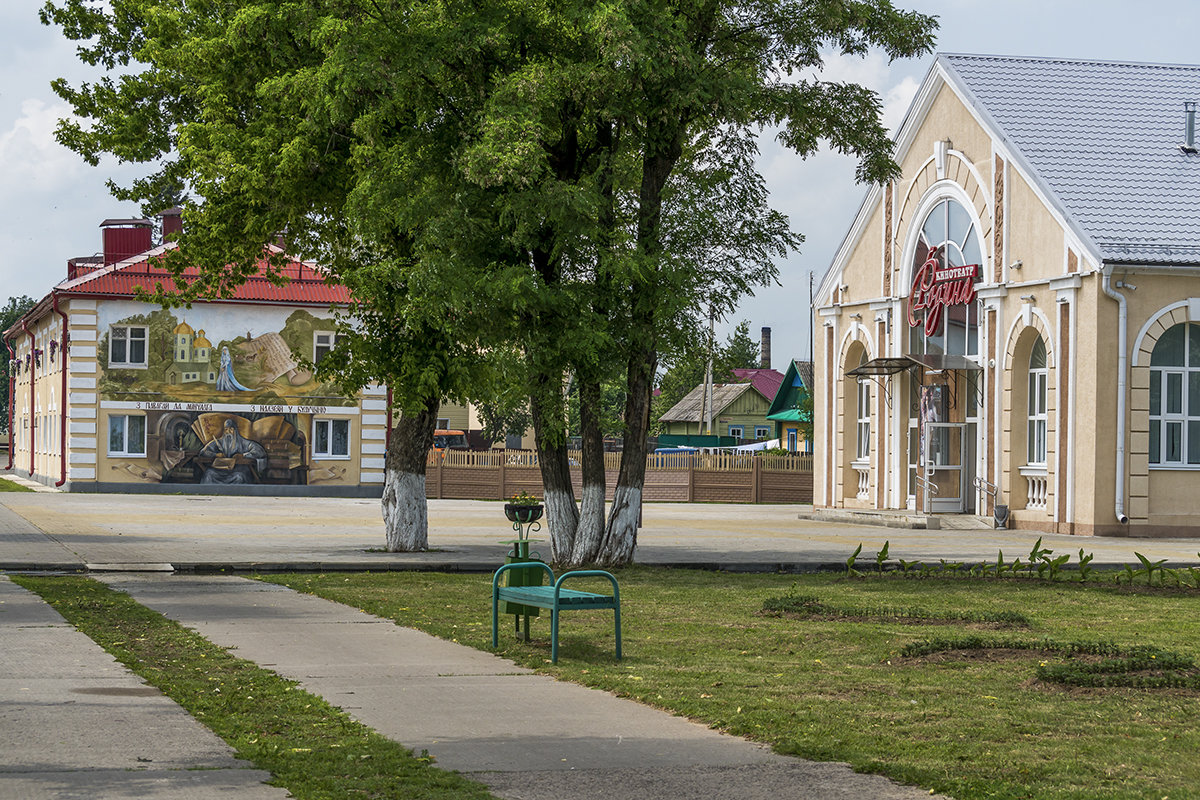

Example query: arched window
[856,354,871,461]
[907,198,983,357]
[1027,336,1047,464]
[1149,322,1200,465]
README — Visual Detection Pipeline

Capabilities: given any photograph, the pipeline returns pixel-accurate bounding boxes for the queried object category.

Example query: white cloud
[0,98,86,192]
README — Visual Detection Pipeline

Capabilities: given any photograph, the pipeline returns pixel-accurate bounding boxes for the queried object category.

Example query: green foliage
[874,540,889,574]
[845,542,863,577]
[0,478,35,492]
[1,295,37,433]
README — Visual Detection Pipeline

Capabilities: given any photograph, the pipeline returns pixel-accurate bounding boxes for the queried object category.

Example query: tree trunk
[599,343,655,565]
[569,377,606,566]
[529,374,579,564]
[381,395,439,552]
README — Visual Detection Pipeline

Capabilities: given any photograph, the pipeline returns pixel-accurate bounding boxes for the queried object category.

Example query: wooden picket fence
[424,449,813,503]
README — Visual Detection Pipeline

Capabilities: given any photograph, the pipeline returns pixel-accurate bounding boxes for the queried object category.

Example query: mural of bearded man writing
[199,418,269,484]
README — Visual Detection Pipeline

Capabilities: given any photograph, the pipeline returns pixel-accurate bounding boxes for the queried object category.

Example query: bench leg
[614,603,622,661]
[491,591,499,649]
[551,606,559,664]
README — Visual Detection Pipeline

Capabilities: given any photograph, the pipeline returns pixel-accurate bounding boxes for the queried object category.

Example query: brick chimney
[159,206,183,242]
[100,218,153,265]
[760,326,772,369]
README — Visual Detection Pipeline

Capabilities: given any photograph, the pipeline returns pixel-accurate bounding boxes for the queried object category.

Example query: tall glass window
[1027,336,1047,464]
[856,378,871,460]
[1149,322,1200,466]
[907,198,982,357]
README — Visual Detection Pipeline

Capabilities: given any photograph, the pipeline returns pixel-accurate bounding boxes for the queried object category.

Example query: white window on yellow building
[313,418,351,459]
[108,414,146,457]
[1027,336,1048,465]
[1150,322,1200,466]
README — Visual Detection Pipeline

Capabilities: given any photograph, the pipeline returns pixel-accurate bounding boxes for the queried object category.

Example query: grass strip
[0,477,34,492]
[761,594,1031,628]
[902,634,1200,689]
[264,568,1200,800]
[13,575,496,800]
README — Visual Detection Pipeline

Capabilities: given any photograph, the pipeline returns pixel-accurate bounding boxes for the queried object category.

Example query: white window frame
[728,425,744,439]
[1027,341,1048,465]
[108,414,147,457]
[313,331,342,365]
[109,325,148,368]
[787,430,797,451]
[856,378,871,461]
[1150,322,1200,467]
[754,426,771,440]
[313,417,352,459]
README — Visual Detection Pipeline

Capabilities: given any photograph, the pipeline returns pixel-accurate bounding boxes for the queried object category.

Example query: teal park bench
[491,562,622,664]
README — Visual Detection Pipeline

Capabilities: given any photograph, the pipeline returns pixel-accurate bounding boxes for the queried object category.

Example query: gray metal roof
[658,383,752,424]
[941,54,1200,265]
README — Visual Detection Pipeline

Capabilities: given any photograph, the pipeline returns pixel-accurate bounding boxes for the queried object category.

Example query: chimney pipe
[159,206,183,242]
[100,218,153,265]
[1183,101,1198,154]
[760,326,772,369]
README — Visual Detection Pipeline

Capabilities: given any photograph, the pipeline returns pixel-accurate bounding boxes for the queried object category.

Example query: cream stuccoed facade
[815,54,1200,536]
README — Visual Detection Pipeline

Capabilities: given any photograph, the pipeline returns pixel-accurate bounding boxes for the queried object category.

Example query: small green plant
[845,543,863,578]
[874,541,890,574]
[1078,549,1094,582]
[508,490,540,505]
[898,558,918,576]
[1135,552,1167,587]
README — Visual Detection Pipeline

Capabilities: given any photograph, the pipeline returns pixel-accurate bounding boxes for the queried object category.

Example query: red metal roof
[731,368,785,402]
[59,244,350,306]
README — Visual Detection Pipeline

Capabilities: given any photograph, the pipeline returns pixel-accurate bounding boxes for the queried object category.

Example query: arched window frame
[902,192,985,359]
[1149,322,1200,466]
[1027,336,1047,465]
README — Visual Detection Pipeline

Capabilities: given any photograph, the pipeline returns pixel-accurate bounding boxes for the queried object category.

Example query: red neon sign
[907,246,978,336]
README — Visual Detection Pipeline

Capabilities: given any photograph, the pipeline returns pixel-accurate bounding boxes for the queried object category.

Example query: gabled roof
[730,368,785,402]
[55,242,351,305]
[767,360,813,422]
[658,383,754,424]
[941,53,1200,265]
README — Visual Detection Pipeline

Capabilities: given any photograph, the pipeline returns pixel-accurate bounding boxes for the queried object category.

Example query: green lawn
[264,568,1200,800]
[0,477,33,492]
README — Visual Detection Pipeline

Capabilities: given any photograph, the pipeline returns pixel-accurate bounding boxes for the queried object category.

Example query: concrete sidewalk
[95,573,946,800]
[0,576,288,800]
[2,489,1199,574]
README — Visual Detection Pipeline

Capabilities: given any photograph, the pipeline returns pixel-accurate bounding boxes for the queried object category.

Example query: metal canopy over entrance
[845,354,982,378]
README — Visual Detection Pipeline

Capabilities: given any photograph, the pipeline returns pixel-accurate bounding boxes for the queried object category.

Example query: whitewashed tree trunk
[380,397,439,552]
[597,344,655,566]
[568,378,606,566]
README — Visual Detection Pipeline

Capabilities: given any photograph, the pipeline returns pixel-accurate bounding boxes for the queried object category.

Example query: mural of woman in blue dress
[215,346,252,392]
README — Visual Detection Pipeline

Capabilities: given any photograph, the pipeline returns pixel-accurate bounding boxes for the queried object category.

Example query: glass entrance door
[923,422,966,513]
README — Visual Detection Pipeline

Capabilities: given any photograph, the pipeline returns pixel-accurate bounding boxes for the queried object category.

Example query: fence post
[687,454,695,502]
[751,456,761,503]
[437,454,444,499]
[498,457,506,501]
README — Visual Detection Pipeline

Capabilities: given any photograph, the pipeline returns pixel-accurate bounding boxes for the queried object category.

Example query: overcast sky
[2,0,1196,366]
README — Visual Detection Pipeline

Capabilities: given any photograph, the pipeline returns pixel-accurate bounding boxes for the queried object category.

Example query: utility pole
[703,301,714,436]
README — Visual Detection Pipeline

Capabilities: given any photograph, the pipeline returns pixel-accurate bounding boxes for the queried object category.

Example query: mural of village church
[98,307,356,487]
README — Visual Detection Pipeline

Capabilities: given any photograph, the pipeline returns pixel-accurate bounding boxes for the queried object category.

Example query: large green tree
[1,296,37,435]
[42,0,935,566]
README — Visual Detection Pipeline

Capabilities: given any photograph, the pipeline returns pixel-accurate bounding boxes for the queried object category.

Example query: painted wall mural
[96,304,358,486]
[97,306,354,407]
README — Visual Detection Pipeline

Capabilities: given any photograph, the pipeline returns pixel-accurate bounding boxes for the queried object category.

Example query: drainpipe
[1100,266,1130,525]
[52,295,69,487]
[4,334,14,470]
[21,319,34,478]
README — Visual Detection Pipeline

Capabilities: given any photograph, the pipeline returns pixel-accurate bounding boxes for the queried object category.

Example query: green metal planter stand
[500,503,545,641]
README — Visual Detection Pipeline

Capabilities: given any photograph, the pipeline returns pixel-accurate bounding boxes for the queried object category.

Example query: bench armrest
[493,561,555,593]
[554,570,620,603]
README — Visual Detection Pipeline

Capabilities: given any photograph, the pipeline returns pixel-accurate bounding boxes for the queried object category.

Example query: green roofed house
[766,360,813,453]
[658,368,784,446]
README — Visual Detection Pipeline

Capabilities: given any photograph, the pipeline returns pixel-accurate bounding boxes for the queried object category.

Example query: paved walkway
[0,576,287,800]
[4,484,1200,798]
[1,488,1198,573]
[93,573,946,800]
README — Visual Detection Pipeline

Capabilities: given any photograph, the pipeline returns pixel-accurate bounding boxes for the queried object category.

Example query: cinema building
[814,54,1200,536]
